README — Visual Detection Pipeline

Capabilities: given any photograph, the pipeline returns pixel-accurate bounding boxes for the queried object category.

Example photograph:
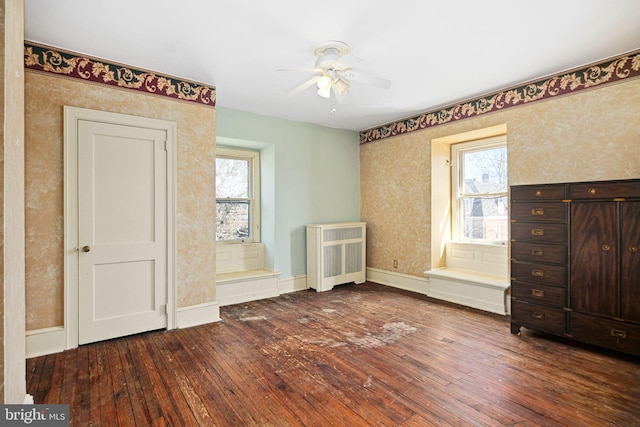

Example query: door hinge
[160,304,168,315]
[164,139,168,151]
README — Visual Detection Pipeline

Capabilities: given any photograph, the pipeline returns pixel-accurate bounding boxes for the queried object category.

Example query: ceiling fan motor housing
[314,40,351,71]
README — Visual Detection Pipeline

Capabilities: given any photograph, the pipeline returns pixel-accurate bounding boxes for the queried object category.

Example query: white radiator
[306,222,366,292]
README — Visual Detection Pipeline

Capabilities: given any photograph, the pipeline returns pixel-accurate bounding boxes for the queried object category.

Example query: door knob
[82,245,91,252]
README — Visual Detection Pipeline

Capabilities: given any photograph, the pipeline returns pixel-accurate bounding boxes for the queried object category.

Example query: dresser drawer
[511,223,566,244]
[512,282,566,308]
[511,261,566,286]
[571,313,640,356]
[511,242,566,264]
[511,184,566,202]
[512,300,566,335]
[569,181,640,200]
[511,202,566,222]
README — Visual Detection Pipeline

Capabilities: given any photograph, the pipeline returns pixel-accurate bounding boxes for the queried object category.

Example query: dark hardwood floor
[27,282,640,426]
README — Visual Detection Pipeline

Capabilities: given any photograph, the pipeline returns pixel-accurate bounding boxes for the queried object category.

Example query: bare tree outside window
[216,156,251,241]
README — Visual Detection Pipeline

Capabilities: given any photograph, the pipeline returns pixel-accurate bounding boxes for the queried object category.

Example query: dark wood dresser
[510,179,640,356]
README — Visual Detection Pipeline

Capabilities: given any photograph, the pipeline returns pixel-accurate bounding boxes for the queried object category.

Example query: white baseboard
[176,301,221,328]
[26,326,66,358]
[366,268,429,295]
[278,275,307,294]
[26,304,221,358]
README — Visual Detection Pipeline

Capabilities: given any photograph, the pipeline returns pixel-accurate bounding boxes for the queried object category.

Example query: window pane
[216,158,249,198]
[461,195,508,241]
[216,201,250,241]
[462,147,507,194]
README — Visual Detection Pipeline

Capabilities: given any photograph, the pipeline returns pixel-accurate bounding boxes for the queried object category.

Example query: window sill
[216,240,257,246]
[448,240,507,247]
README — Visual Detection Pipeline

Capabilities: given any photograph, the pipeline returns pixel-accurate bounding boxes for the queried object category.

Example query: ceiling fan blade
[345,70,391,89]
[332,53,361,69]
[287,75,321,97]
[332,85,348,105]
[277,67,323,73]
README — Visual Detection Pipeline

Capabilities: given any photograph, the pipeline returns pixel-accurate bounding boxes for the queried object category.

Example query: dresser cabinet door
[570,202,618,317]
[621,201,640,322]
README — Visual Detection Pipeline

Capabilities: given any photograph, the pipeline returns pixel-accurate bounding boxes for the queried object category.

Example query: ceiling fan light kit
[317,75,332,98]
[280,40,390,102]
[333,78,350,95]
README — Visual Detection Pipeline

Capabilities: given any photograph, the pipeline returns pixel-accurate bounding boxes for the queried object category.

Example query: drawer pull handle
[610,329,627,339]
[531,249,544,256]
[532,269,544,277]
[601,244,611,251]
[531,289,545,298]
[629,245,638,254]
[532,312,544,319]
[534,190,542,197]
[587,188,596,195]
[531,208,545,216]
[531,229,544,236]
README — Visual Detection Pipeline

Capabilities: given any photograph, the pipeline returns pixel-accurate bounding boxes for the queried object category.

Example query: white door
[77,120,168,345]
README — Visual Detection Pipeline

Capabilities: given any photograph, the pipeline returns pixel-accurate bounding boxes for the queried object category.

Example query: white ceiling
[24,0,640,131]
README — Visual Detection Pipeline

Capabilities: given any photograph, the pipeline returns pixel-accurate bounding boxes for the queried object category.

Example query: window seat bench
[424,242,510,315]
[215,243,280,307]
[425,268,509,315]
[216,268,279,284]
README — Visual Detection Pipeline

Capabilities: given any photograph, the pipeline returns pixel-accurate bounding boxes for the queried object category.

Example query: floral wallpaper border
[24,41,216,107]
[360,50,640,144]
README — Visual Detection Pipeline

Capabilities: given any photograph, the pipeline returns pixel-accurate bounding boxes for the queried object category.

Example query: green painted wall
[216,107,361,279]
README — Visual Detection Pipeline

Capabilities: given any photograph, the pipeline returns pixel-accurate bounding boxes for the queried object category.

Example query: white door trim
[63,106,177,349]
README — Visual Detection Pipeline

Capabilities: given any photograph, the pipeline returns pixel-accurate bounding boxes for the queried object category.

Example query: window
[216,147,260,243]
[451,136,508,243]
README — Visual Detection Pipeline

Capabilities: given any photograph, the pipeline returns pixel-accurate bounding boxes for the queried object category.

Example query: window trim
[216,146,261,244]
[450,135,507,243]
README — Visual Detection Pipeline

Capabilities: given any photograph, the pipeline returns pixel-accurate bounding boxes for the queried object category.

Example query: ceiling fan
[278,40,391,101]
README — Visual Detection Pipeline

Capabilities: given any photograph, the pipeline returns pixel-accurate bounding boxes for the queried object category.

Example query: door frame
[63,106,177,349]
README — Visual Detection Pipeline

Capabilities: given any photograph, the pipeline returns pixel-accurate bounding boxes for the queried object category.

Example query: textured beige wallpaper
[361,79,640,278]
[25,72,216,330]
[360,131,431,275]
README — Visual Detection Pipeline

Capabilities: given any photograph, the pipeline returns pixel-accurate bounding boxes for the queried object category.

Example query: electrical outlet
[393,259,398,268]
